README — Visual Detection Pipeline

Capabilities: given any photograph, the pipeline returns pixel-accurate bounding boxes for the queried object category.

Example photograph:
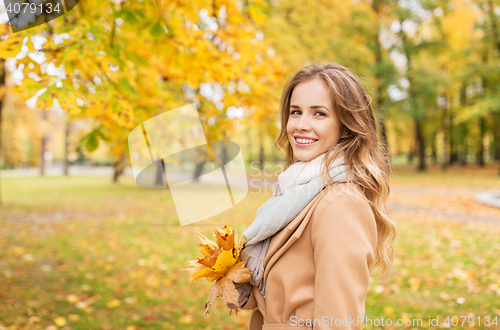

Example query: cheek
[286,120,294,135]
[316,120,340,142]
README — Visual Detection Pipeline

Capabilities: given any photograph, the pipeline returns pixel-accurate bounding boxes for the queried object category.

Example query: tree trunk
[407,145,414,164]
[221,142,228,168]
[495,114,500,176]
[458,83,467,166]
[63,117,70,176]
[0,59,5,205]
[154,158,164,186]
[492,113,500,161]
[431,132,438,164]
[192,148,208,182]
[40,109,48,176]
[372,0,391,166]
[415,119,426,171]
[379,119,391,165]
[487,0,500,54]
[460,124,468,166]
[478,117,485,167]
[449,110,457,165]
[441,94,449,170]
[113,149,126,183]
[192,160,205,182]
[259,131,265,171]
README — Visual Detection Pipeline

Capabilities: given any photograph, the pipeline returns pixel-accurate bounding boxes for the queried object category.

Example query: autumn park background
[1,0,500,329]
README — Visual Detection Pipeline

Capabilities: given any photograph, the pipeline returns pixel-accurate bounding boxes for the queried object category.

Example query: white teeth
[296,138,316,144]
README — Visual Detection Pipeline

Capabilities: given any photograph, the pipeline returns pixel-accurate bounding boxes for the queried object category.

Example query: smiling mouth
[294,137,318,147]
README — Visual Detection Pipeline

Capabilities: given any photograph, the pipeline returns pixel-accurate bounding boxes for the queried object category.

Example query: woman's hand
[225,281,252,309]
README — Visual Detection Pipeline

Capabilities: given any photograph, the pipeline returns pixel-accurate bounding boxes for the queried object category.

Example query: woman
[235,63,398,330]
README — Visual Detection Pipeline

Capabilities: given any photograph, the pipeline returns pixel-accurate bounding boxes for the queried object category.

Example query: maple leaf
[184,225,252,315]
[197,232,218,257]
[203,259,253,316]
[213,225,235,251]
[190,249,238,283]
[197,247,221,268]
[182,259,205,275]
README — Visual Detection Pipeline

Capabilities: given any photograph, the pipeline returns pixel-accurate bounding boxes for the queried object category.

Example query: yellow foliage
[184,225,253,315]
[106,299,121,308]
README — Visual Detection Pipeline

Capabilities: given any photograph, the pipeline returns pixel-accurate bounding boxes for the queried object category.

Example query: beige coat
[241,182,378,330]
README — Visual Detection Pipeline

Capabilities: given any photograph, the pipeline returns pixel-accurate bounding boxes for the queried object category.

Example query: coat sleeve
[310,191,377,330]
[240,285,257,310]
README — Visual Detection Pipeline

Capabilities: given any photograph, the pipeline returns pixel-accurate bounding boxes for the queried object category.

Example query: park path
[388,186,500,225]
[248,179,500,225]
[387,186,500,225]
[2,167,499,225]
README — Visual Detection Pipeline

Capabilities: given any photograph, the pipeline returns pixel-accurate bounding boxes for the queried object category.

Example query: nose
[295,114,312,132]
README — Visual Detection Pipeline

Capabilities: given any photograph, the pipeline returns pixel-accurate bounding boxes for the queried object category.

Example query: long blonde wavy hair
[275,63,398,282]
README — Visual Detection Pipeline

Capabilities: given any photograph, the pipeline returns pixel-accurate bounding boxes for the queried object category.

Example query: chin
[294,152,317,162]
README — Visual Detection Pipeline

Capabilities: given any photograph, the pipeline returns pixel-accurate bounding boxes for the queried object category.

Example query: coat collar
[262,185,332,286]
[262,182,365,287]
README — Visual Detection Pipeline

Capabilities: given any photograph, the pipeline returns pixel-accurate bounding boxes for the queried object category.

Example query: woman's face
[287,78,343,162]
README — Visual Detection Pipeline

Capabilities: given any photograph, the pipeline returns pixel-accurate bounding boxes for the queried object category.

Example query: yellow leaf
[12,246,25,255]
[84,306,94,314]
[182,259,205,274]
[196,232,218,257]
[187,226,248,284]
[190,266,222,283]
[87,104,105,118]
[383,306,394,315]
[106,299,121,308]
[66,294,79,304]
[179,315,193,323]
[211,249,237,274]
[0,35,23,59]
[53,316,66,327]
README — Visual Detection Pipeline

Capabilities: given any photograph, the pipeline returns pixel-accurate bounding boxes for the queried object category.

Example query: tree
[0,24,25,205]
[3,0,288,183]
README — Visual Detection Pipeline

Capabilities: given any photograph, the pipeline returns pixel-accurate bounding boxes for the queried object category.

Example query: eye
[315,111,326,117]
[290,110,301,115]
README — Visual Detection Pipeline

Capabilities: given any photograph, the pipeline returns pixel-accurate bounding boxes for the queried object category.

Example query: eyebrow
[290,104,330,112]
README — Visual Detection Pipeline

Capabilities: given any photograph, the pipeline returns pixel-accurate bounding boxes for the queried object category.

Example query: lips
[294,136,318,147]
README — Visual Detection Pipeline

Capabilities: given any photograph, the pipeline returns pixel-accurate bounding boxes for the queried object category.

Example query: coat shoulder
[318,182,372,213]
[311,182,377,243]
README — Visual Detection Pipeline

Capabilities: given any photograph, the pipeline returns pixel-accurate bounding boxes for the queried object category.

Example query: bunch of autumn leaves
[184,226,253,316]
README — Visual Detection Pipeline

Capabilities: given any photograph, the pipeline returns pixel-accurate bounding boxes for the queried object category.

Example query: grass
[0,164,499,329]
[389,163,500,189]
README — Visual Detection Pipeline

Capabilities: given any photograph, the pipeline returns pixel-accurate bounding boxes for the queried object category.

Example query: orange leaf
[213,225,235,251]
[197,248,221,268]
